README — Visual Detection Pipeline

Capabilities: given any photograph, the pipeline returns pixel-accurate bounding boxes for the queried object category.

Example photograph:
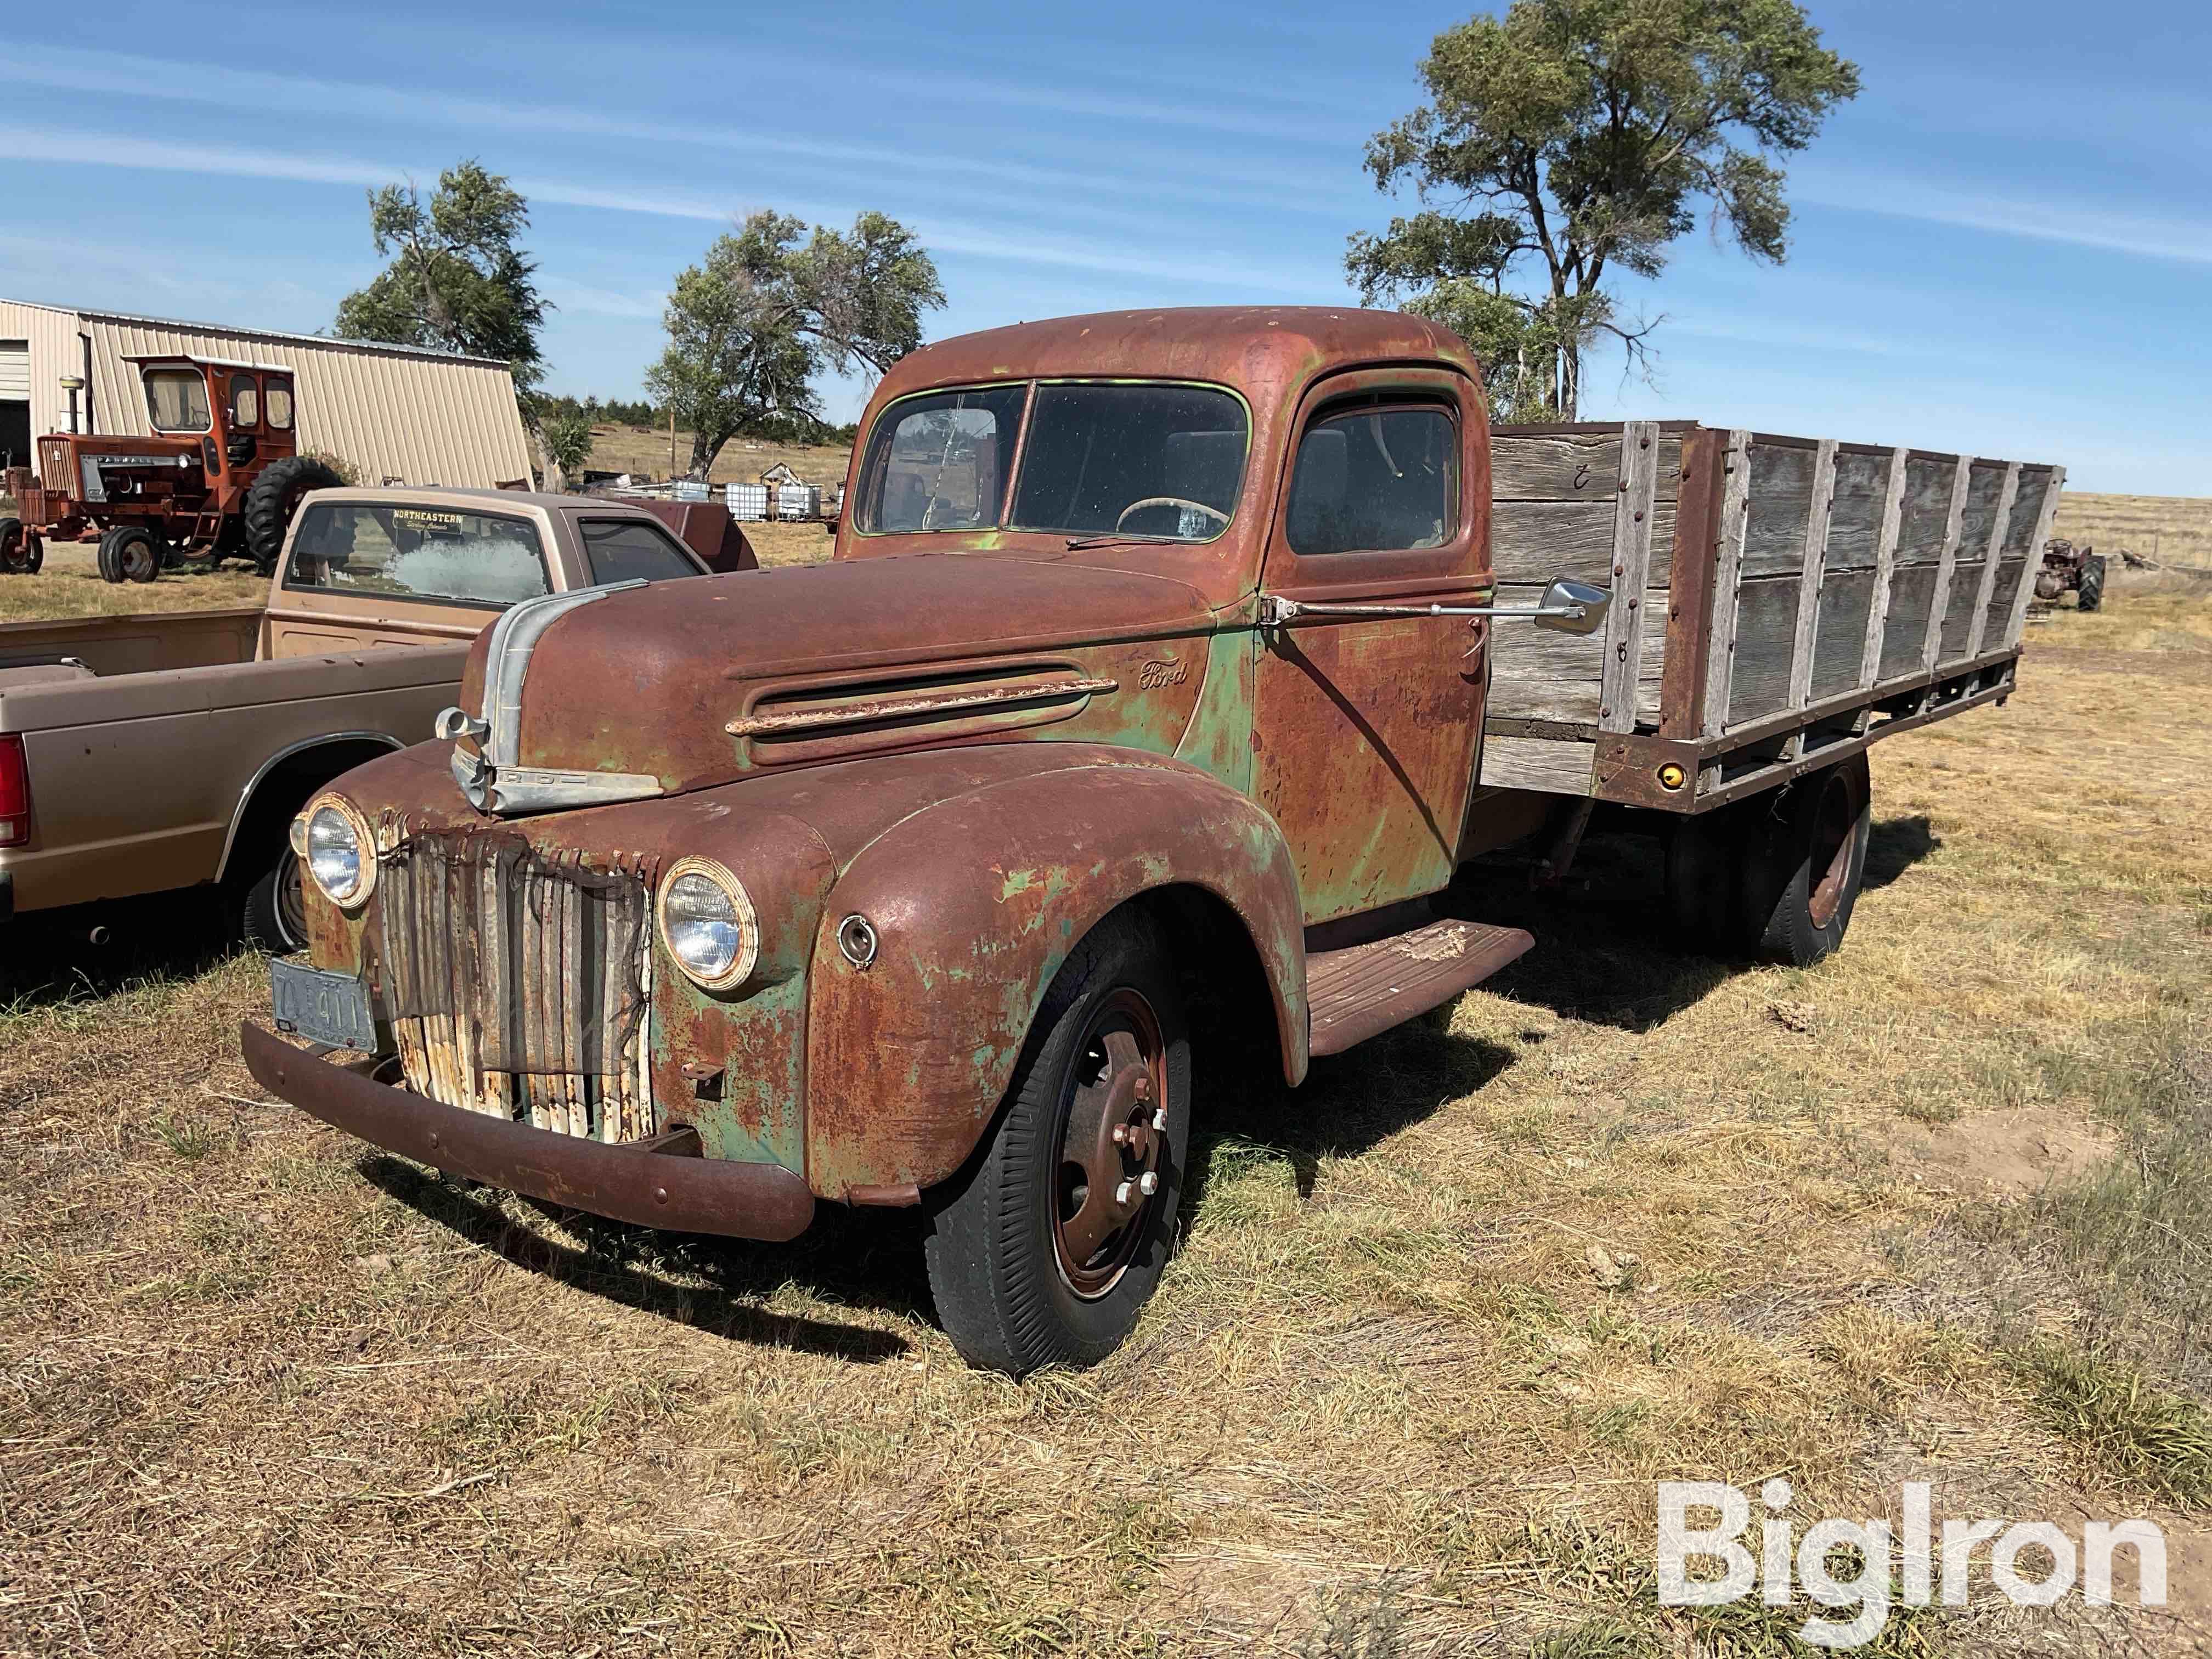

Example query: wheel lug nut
[1133,1076,1150,1099]
[1152,1109,1167,1131]
[1115,1180,1135,1205]
[1137,1171,1159,1196]
[1112,1124,1129,1146]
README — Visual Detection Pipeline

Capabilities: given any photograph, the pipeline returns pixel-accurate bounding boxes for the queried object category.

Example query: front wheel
[233,847,309,955]
[924,910,1190,1375]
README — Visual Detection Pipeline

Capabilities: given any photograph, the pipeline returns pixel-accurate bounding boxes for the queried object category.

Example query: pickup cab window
[283,503,552,608]
[144,370,212,434]
[1285,405,1458,555]
[854,381,1248,542]
[580,518,705,584]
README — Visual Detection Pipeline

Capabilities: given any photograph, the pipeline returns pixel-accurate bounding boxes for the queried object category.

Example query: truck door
[1250,370,1491,924]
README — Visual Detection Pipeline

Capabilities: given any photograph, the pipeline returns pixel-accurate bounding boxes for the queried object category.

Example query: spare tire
[243,456,344,576]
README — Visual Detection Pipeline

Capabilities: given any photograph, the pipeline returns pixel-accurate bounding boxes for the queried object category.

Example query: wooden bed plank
[1599,422,1661,733]
[1479,735,1596,794]
[1785,437,1840,726]
[1963,462,2022,659]
[1922,457,1975,674]
[2000,465,2067,649]
[1701,430,1753,739]
[1858,447,1910,690]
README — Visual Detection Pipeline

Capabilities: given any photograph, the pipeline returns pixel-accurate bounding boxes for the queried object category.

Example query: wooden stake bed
[1480,421,2064,814]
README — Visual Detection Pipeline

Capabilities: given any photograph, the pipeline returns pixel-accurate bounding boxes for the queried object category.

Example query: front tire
[111,526,161,584]
[924,910,1190,1375]
[234,847,309,955]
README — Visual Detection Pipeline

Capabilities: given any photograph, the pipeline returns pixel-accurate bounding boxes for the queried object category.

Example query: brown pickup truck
[0,489,712,948]
[243,309,2062,1375]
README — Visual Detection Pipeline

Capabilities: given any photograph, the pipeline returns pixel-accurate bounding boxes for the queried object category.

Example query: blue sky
[1,1,2203,493]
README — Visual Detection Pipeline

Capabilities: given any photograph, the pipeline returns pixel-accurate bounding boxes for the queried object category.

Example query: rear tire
[2077,555,2106,612]
[234,848,309,955]
[244,456,343,576]
[924,910,1190,1375]
[1740,754,1871,967]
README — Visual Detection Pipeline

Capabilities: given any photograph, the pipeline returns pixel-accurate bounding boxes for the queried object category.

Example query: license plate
[270,960,381,1053]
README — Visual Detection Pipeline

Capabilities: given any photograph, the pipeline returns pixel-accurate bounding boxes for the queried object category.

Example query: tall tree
[334,161,565,479]
[1349,0,1859,419]
[647,211,944,480]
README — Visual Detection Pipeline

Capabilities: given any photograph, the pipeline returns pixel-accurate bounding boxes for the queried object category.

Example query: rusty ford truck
[0,490,713,950]
[241,309,2063,1374]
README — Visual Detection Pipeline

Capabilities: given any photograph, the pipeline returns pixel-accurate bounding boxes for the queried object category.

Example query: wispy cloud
[1796,172,2212,267]
[0,126,1343,296]
[3,46,1352,222]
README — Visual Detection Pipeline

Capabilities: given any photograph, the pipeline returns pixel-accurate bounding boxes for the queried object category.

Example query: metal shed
[0,298,534,489]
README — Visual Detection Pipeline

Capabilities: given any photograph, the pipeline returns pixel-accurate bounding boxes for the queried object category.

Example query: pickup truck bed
[1482,421,2063,811]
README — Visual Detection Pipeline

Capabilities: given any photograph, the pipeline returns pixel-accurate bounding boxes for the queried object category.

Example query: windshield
[855,381,1247,543]
[284,503,553,608]
[144,369,211,433]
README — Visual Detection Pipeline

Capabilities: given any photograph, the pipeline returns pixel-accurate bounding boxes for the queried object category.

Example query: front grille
[373,831,659,1142]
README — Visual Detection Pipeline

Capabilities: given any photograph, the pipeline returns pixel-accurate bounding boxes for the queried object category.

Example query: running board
[1307,918,1533,1057]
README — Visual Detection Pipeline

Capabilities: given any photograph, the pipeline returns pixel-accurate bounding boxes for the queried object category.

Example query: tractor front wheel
[0,517,27,575]
[97,526,127,583]
[244,457,345,575]
[109,527,161,585]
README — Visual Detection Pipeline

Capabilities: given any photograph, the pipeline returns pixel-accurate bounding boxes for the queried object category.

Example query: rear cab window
[579,517,706,584]
[284,503,552,608]
[1285,403,1459,555]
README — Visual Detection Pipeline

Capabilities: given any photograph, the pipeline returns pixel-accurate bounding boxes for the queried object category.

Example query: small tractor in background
[2036,539,2108,612]
[0,354,342,583]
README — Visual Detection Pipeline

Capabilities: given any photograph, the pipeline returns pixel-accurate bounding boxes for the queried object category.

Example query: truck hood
[450,552,1220,813]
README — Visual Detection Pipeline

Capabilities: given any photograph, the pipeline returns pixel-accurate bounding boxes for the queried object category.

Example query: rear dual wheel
[925,911,1190,1375]
[1665,754,1871,967]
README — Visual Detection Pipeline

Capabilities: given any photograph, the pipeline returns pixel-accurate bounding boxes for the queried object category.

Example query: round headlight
[304,801,371,907]
[658,859,758,990]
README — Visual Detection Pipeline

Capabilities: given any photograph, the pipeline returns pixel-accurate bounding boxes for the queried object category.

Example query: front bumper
[240,1021,815,1242]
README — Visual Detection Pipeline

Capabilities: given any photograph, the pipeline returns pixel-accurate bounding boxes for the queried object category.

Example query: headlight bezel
[656,856,759,991]
[298,793,377,910]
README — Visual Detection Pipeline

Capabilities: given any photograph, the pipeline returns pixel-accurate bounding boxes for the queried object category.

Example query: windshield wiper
[1064,532,1188,550]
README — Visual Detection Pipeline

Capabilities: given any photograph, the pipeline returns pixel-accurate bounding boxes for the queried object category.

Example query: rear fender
[804,757,1307,1199]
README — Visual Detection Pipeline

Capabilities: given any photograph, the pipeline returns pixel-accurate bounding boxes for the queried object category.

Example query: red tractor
[0,354,342,583]
[2036,538,2108,613]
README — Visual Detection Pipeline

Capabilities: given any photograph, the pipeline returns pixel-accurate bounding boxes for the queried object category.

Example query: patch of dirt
[1905,1105,2117,1198]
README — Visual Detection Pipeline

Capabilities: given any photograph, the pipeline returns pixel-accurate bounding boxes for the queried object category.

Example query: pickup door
[1252,368,1493,925]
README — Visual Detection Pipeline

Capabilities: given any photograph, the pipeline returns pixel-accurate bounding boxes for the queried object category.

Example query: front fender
[804,753,1307,1200]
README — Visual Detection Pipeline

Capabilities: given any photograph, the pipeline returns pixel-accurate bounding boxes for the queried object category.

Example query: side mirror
[1533,577,1610,636]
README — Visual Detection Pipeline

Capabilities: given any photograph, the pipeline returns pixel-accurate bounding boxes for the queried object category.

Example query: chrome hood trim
[438,581,663,816]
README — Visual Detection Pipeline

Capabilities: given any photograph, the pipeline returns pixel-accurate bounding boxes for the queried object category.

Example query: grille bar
[375,830,658,1143]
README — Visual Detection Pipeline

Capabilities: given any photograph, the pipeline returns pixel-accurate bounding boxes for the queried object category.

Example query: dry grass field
[2,572,2209,1655]
[2053,493,2212,570]
[580,425,850,493]
[0,540,266,625]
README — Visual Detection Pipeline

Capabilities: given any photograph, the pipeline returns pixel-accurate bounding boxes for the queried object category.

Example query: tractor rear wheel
[110,527,161,585]
[2078,555,2106,613]
[244,456,344,576]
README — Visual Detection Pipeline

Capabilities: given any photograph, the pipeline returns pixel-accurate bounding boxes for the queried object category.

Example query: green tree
[537,404,596,484]
[1348,0,1860,419]
[334,160,569,479]
[647,210,944,480]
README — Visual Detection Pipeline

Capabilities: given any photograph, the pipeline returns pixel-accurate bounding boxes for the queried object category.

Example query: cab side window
[1285,404,1458,555]
[230,374,260,429]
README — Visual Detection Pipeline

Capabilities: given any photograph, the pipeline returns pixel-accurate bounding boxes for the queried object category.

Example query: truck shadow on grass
[1444,815,1940,1035]
[0,894,236,1013]
[357,1152,922,1364]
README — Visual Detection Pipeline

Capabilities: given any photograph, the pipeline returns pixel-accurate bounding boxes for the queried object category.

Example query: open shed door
[0,338,29,471]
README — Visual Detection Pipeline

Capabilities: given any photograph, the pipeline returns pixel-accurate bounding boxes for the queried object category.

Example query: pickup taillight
[0,735,29,847]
